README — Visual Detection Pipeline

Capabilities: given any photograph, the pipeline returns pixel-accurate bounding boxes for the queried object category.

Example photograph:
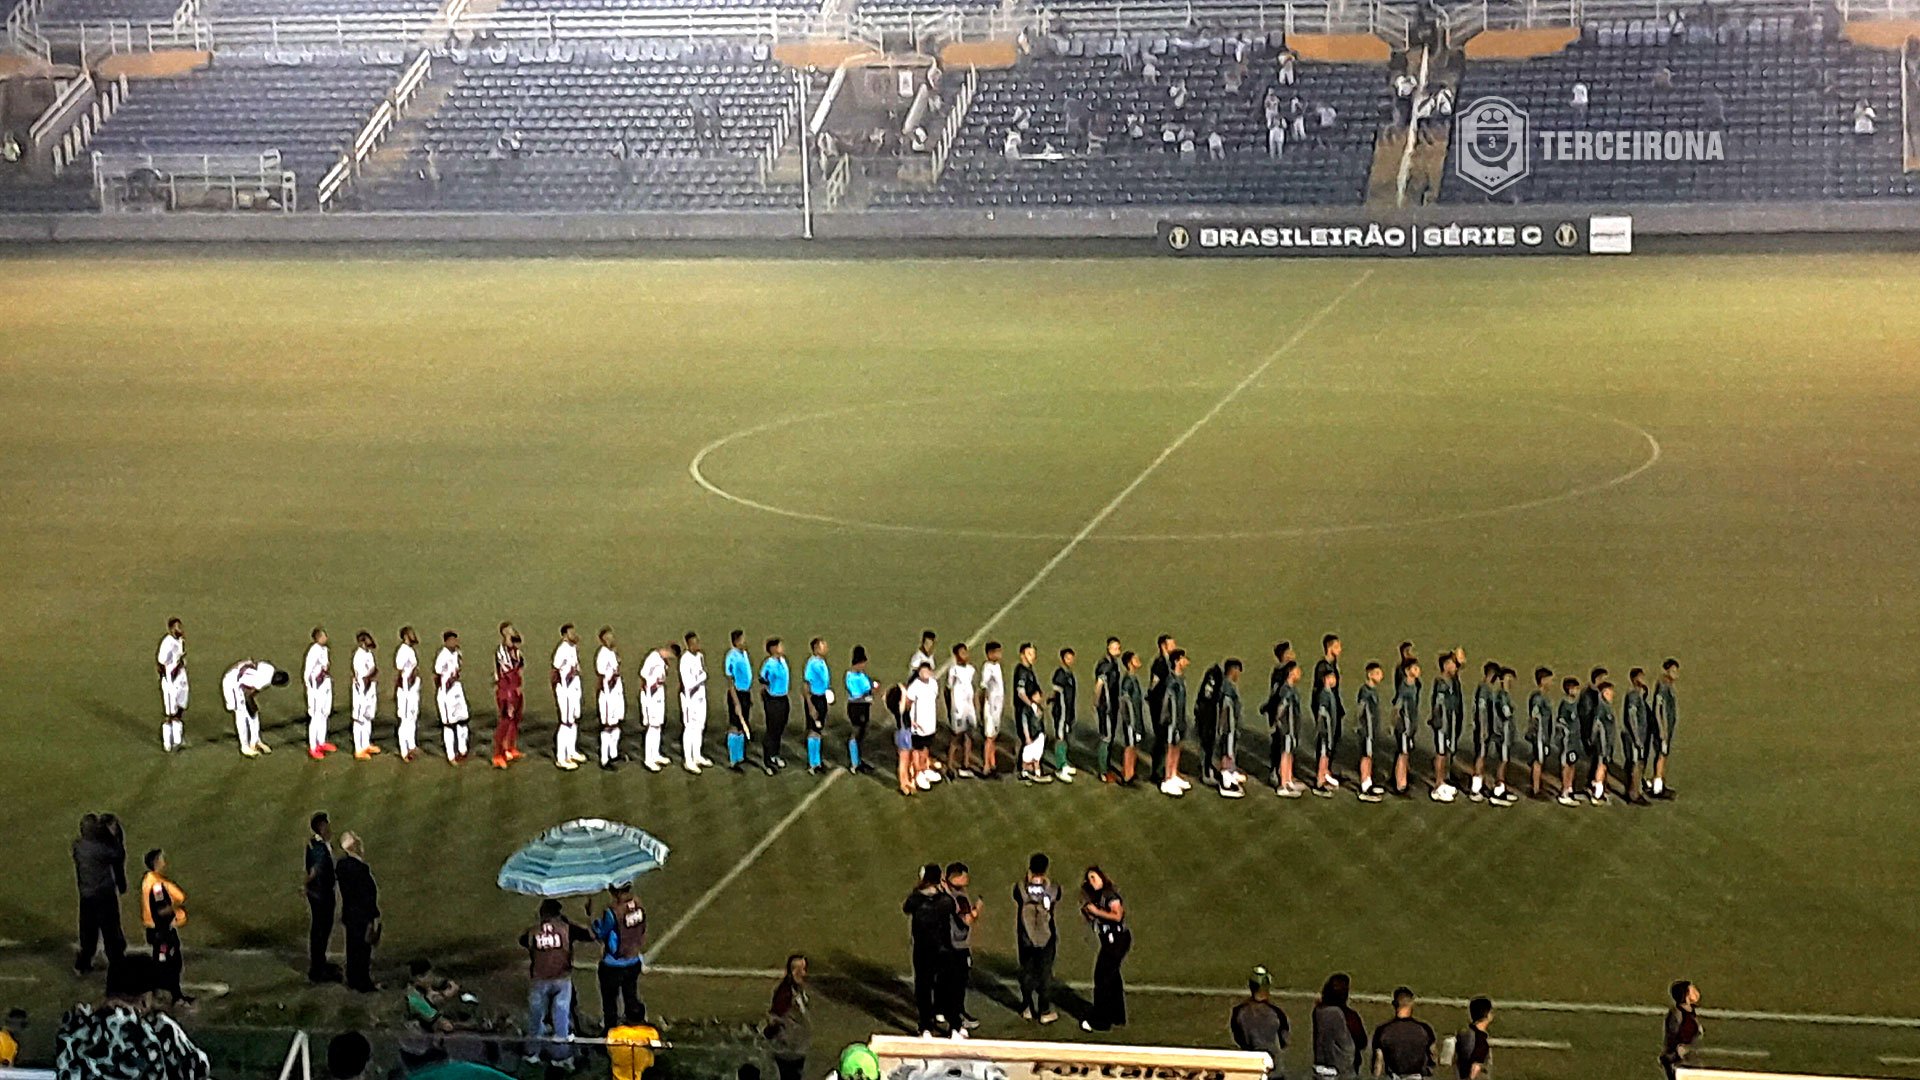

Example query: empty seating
[35,0,180,26]
[88,55,400,196]
[1445,19,1908,202]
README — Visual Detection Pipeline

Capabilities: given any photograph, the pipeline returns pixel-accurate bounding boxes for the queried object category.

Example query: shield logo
[1454,96,1530,195]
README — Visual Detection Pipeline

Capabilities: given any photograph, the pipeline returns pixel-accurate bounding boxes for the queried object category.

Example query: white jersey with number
[305,642,332,707]
[946,662,978,720]
[158,633,188,712]
[434,647,468,724]
[553,640,582,724]
[395,642,421,719]
[980,661,1006,737]
[679,649,706,719]
[639,650,668,726]
[596,645,625,725]
[909,649,935,678]
[351,646,377,721]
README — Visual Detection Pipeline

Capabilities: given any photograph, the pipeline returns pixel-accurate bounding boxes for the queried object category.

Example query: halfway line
[643,770,842,964]
[962,270,1375,644]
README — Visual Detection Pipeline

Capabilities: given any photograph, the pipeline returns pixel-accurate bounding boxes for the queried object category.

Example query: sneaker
[950,1029,969,1041]
[1652,786,1677,800]
[1030,771,1053,784]
[855,761,876,774]
[917,775,933,791]
[961,1014,981,1030]
[366,745,383,755]
[254,741,273,754]
[1171,776,1191,791]
[1056,767,1075,784]
[308,748,326,761]
[1020,1008,1033,1021]
[1219,785,1245,799]
[1159,778,1185,797]
[557,760,578,771]
[319,743,338,753]
[1628,793,1651,806]
[1325,775,1341,788]
[1489,792,1517,808]
[1309,784,1334,799]
[241,747,260,758]
[1430,785,1456,803]
[956,768,978,780]
[1591,791,1611,805]
[1275,783,1304,799]
[685,764,702,775]
[525,1054,544,1065]
[505,749,523,761]
[1556,793,1579,806]
[355,749,375,761]
[492,756,509,769]
[1356,786,1385,803]
[1038,1011,1059,1024]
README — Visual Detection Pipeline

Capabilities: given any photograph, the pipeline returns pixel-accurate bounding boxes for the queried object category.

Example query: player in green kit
[1268,661,1303,798]
[1310,667,1338,797]
[1354,662,1385,803]
[1391,658,1420,797]
[1486,667,1518,806]
[1554,676,1582,806]
[1049,649,1078,783]
[1648,658,1680,799]
[1428,653,1460,803]
[1093,638,1122,783]
[1621,668,1653,805]
[1118,651,1146,786]
[1214,660,1246,798]
[1526,667,1555,800]
[1159,650,1192,797]
[1589,681,1618,804]
[1469,661,1499,802]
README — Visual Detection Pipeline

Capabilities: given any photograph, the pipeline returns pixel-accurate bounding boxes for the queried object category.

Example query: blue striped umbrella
[497,819,671,898]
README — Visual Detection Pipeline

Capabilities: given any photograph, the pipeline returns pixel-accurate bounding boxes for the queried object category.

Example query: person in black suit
[337,832,380,992]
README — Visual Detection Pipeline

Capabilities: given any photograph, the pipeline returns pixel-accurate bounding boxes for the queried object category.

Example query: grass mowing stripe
[644,966,1920,1030]
[642,770,843,964]
[958,269,1375,644]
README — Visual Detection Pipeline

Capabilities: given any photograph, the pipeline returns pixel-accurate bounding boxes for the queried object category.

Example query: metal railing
[318,45,435,206]
[51,74,127,176]
[1437,0,1920,43]
[758,75,804,183]
[928,61,976,180]
[28,75,91,146]
[818,148,850,207]
[1037,0,1408,42]
[93,147,295,210]
[4,0,53,60]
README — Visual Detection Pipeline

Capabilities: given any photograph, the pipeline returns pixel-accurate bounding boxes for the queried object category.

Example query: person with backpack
[1014,853,1062,1024]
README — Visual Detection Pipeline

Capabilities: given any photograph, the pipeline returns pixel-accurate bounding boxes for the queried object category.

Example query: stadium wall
[6,201,1920,247]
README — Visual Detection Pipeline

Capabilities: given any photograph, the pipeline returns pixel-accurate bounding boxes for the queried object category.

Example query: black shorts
[728,691,753,732]
[848,701,872,733]
[1620,721,1646,767]
[806,694,828,733]
[911,732,932,752]
[1430,721,1454,756]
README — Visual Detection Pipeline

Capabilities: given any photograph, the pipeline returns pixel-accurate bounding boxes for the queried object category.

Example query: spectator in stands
[1267,121,1286,160]
[1371,987,1436,1079]
[1004,129,1023,162]
[56,956,210,1080]
[1289,98,1308,141]
[1653,66,1674,91]
[1142,55,1160,85]
[1127,111,1147,142]
[1226,62,1245,96]
[1,132,20,168]
[0,1008,26,1068]
[1265,87,1283,128]
[1395,72,1418,123]
[1854,100,1877,136]
[1170,79,1190,111]
[1232,36,1250,65]
[1316,103,1338,132]
[1206,129,1225,161]
[1276,48,1297,86]
[1570,81,1589,124]
[1703,86,1726,129]
[1660,981,1702,1080]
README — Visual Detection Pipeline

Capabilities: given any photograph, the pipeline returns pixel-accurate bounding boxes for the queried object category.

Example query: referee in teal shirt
[803,639,831,775]
[759,639,791,774]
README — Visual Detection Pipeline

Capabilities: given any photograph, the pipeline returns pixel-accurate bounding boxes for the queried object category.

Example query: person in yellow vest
[605,1021,661,1080]
[139,848,191,1007]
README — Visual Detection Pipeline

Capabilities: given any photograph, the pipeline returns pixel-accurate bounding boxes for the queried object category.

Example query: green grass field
[4,249,1920,1080]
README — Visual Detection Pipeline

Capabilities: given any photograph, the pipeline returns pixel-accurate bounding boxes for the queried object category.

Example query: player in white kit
[980,641,1007,778]
[156,618,188,752]
[221,659,287,757]
[434,630,469,764]
[304,628,335,760]
[394,626,422,761]
[639,643,673,772]
[679,631,711,772]
[945,642,980,777]
[350,631,380,760]
[552,624,585,770]
[596,627,625,769]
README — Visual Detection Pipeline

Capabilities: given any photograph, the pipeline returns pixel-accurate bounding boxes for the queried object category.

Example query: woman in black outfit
[902,863,948,1035]
[1079,866,1130,1032]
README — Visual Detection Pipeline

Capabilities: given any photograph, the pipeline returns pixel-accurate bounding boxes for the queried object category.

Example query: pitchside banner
[1158,216,1633,257]
[868,1035,1273,1080]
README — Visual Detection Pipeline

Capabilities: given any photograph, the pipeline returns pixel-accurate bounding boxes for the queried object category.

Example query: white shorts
[983,699,1004,739]
[640,693,666,729]
[162,677,189,715]
[1020,735,1046,763]
[557,686,582,726]
[352,688,376,723]
[438,687,469,725]
[308,684,333,716]
[598,691,625,726]
[681,688,707,725]
[949,704,978,734]
[397,686,420,725]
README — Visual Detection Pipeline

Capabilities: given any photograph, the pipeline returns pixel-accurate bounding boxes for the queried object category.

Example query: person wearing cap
[1370,987,1435,1079]
[590,882,647,1030]
[1230,967,1289,1079]
[836,1043,880,1080]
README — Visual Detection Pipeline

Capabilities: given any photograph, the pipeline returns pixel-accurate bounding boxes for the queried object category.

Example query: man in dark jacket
[902,865,950,1036]
[337,832,380,992]
[73,815,127,976]
[305,812,340,983]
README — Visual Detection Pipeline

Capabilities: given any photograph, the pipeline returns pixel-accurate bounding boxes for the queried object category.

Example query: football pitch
[3,248,1920,1080]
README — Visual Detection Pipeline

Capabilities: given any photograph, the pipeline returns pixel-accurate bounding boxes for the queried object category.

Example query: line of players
[152,620,1678,804]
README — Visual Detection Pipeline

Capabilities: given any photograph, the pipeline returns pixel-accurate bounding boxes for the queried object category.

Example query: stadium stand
[87,53,404,198]
[1447,14,1912,201]
[873,34,1388,207]
[358,41,803,210]
[32,0,178,25]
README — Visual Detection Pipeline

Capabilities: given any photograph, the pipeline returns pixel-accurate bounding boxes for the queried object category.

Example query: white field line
[643,769,843,964]
[1490,1039,1573,1051]
[647,273,1373,962]
[1879,1056,1920,1066]
[959,270,1374,644]
[1694,1048,1773,1060]
[644,965,1920,1031]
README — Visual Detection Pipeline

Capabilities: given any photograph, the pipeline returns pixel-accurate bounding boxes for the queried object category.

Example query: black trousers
[1017,939,1056,1015]
[146,926,183,1000]
[307,893,336,979]
[912,946,943,1032]
[598,962,644,1027]
[1089,930,1131,1030]
[937,948,971,1026]
[774,1056,805,1080]
[763,696,790,766]
[1197,716,1218,783]
[1150,714,1169,781]
[343,918,375,990]
[76,891,126,971]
